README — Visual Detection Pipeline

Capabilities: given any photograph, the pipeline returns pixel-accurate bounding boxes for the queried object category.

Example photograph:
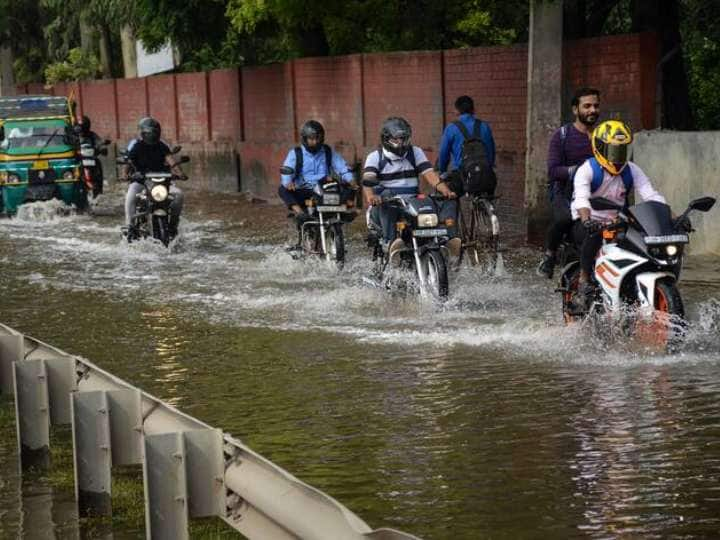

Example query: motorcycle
[366,192,452,300]
[557,196,716,351]
[118,147,189,247]
[280,167,357,268]
[78,135,111,198]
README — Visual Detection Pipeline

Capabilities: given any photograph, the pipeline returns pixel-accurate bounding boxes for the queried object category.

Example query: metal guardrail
[0,323,420,540]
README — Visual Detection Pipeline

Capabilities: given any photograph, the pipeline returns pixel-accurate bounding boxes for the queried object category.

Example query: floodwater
[1,189,720,539]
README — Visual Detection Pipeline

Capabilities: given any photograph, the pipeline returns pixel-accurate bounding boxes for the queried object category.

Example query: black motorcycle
[281,168,357,268]
[78,135,110,198]
[366,193,451,299]
[118,148,189,247]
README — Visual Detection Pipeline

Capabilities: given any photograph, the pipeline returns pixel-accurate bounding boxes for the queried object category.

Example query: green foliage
[45,47,102,84]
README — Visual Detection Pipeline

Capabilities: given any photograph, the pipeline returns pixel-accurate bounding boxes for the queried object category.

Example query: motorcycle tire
[327,224,345,269]
[423,250,449,300]
[152,215,170,247]
[561,264,582,324]
[633,279,686,353]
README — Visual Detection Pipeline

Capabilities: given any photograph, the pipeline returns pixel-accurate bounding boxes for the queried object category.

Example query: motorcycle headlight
[323,193,340,205]
[150,185,169,202]
[80,147,94,157]
[666,245,678,256]
[63,170,75,179]
[417,214,438,228]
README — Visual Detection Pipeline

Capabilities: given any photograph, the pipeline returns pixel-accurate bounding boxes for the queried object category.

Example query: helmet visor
[606,142,629,168]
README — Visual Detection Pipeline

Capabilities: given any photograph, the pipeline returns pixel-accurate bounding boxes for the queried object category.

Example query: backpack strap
[376,145,386,172]
[293,146,303,181]
[323,144,332,175]
[559,124,569,166]
[405,146,417,172]
[453,120,474,141]
[588,157,604,193]
[620,164,634,191]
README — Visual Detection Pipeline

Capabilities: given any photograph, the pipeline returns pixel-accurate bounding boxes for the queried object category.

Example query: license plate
[413,228,448,237]
[32,160,49,170]
[644,234,689,244]
[82,159,96,166]
[323,194,341,205]
[317,205,347,213]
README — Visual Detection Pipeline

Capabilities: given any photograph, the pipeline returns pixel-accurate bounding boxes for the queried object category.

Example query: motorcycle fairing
[635,271,675,310]
[595,244,647,308]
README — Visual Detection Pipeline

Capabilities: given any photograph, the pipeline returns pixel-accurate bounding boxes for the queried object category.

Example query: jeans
[572,219,603,275]
[545,191,573,252]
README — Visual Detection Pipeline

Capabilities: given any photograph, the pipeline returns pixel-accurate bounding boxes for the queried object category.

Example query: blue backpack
[587,157,634,199]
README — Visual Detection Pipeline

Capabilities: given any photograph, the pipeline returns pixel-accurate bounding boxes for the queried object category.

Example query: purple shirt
[546,123,594,190]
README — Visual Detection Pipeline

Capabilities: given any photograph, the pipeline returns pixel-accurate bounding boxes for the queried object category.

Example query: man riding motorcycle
[123,117,186,238]
[74,115,106,198]
[278,120,356,225]
[571,120,669,310]
[362,117,459,259]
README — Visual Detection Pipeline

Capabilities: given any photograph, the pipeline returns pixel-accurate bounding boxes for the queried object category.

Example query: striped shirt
[363,146,432,193]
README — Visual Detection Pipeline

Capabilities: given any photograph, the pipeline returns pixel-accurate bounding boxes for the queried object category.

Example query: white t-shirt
[363,146,433,191]
[571,161,666,222]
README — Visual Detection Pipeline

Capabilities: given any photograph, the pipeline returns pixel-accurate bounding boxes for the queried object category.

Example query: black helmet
[80,115,91,132]
[138,117,161,145]
[300,120,324,153]
[380,117,412,157]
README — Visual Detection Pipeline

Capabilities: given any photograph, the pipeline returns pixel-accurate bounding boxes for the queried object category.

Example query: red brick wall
[209,69,242,142]
[176,72,209,142]
[148,74,178,142]
[13,33,658,238]
[565,32,657,131]
[242,63,295,144]
[116,78,148,143]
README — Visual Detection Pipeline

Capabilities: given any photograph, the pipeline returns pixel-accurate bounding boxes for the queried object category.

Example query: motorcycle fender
[558,260,580,290]
[635,272,675,310]
[153,209,168,216]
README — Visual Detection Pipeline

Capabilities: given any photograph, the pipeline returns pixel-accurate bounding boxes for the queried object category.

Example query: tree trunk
[121,25,138,78]
[0,46,15,96]
[98,25,112,78]
[79,12,96,54]
[632,0,694,129]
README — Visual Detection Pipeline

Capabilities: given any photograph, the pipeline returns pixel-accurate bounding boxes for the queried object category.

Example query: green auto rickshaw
[0,95,87,215]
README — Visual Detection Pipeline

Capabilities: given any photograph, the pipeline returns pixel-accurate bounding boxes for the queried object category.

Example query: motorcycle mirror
[280,166,295,175]
[179,155,190,164]
[99,147,108,156]
[171,145,182,154]
[688,196,716,213]
[590,197,623,212]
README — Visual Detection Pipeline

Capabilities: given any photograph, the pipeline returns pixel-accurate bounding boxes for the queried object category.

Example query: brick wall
[16,32,658,241]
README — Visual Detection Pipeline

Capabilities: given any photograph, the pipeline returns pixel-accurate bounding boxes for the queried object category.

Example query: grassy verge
[1,398,239,538]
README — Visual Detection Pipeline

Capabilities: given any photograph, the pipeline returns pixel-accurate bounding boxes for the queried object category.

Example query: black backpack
[293,144,332,181]
[453,120,496,196]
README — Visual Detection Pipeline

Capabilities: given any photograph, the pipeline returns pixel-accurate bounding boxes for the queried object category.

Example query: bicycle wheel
[458,197,481,266]
[476,199,500,270]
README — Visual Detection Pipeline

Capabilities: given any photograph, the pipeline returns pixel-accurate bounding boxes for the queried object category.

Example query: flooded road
[1,189,720,539]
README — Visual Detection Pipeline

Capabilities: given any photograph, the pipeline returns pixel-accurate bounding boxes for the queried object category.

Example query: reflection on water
[1,192,720,539]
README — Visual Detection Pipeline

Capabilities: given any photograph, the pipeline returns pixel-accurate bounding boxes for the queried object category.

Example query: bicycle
[455,192,501,271]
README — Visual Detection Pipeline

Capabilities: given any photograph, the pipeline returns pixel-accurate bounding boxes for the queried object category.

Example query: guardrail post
[45,356,77,426]
[0,326,23,396]
[144,431,189,540]
[185,429,226,519]
[13,359,50,469]
[108,389,144,466]
[72,390,112,516]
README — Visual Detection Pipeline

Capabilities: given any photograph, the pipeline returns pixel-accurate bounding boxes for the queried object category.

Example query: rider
[74,115,106,198]
[124,117,186,238]
[437,95,496,190]
[362,117,459,258]
[571,120,666,310]
[537,87,600,278]
[278,120,356,224]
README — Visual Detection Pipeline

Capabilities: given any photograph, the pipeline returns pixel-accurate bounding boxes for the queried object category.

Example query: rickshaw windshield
[0,119,74,152]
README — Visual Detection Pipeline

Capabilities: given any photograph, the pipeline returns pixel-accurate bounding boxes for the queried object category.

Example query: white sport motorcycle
[558,196,716,351]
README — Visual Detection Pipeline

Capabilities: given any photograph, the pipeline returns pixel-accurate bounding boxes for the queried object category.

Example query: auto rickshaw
[0,95,87,215]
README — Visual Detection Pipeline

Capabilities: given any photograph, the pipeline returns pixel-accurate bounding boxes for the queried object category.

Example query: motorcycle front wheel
[326,223,345,269]
[422,249,449,300]
[152,215,170,247]
[633,279,686,353]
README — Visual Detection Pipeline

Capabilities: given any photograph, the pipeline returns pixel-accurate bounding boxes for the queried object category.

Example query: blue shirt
[280,145,354,188]
[438,113,496,173]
